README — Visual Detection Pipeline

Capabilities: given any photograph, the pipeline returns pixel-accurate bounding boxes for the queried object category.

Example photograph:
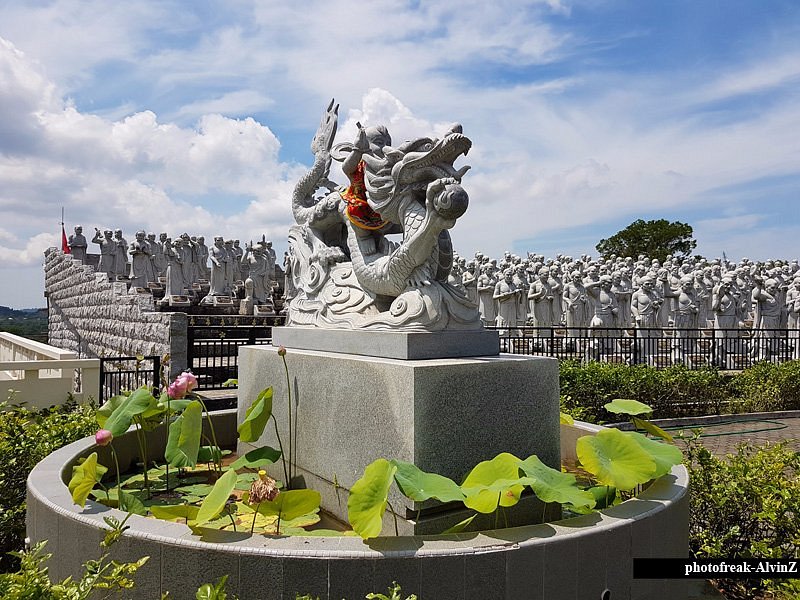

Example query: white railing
[0,332,99,407]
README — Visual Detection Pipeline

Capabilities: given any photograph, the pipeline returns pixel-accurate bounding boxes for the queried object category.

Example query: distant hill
[0,306,48,342]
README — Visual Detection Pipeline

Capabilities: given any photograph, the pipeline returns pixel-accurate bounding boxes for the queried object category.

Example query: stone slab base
[271,326,500,359]
[238,345,559,533]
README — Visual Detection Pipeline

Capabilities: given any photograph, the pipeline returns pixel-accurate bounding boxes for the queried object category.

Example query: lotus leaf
[237,387,273,442]
[102,387,158,437]
[390,460,464,503]
[165,400,202,468]
[229,445,282,470]
[348,458,397,539]
[69,452,99,507]
[625,430,682,478]
[604,398,653,416]
[518,455,595,509]
[576,428,656,490]
[631,416,674,443]
[196,469,238,525]
[461,453,527,513]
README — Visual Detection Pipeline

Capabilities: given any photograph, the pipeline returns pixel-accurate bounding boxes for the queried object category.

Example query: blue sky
[0,0,798,307]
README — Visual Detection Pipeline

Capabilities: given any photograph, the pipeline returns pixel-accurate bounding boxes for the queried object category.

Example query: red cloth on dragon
[341,160,388,230]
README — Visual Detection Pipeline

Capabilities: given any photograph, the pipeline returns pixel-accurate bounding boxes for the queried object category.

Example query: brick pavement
[646,411,800,457]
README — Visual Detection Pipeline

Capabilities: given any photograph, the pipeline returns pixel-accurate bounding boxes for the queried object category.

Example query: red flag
[61,224,71,254]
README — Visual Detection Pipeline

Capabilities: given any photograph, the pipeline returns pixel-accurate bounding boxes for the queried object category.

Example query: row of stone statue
[66,226,280,307]
[449,251,800,336]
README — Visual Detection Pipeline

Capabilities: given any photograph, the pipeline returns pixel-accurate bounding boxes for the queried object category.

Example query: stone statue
[711,276,740,368]
[196,236,210,280]
[752,277,782,361]
[477,264,498,325]
[563,271,590,336]
[242,241,270,305]
[112,229,129,278]
[67,226,88,263]
[208,236,230,297]
[461,260,479,306]
[128,230,154,288]
[284,100,479,331]
[787,277,800,359]
[664,275,699,364]
[163,238,186,297]
[92,228,116,279]
[493,268,520,336]
[528,267,554,335]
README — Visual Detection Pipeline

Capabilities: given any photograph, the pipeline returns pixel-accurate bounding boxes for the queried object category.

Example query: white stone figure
[177,233,196,286]
[528,267,554,336]
[477,264,498,325]
[663,275,699,364]
[711,276,740,368]
[563,271,590,336]
[611,270,632,328]
[285,100,479,331]
[224,240,238,288]
[196,236,210,280]
[586,275,619,328]
[208,236,229,297]
[92,228,116,279]
[283,250,297,304]
[128,230,154,288]
[112,229,129,278]
[493,268,520,336]
[153,233,168,277]
[462,260,479,306]
[264,240,277,284]
[548,266,564,326]
[232,240,244,281]
[67,226,88,263]
[513,265,529,327]
[786,277,800,359]
[752,277,783,361]
[631,275,663,363]
[145,233,162,283]
[163,238,186,297]
[242,242,270,305]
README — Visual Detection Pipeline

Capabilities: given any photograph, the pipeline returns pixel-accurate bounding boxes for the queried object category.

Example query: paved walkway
[650,411,800,456]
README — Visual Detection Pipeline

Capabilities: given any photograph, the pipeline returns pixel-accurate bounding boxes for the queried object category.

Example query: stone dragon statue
[286,100,482,331]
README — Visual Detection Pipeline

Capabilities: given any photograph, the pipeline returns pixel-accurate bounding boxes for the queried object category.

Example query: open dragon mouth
[394,132,472,185]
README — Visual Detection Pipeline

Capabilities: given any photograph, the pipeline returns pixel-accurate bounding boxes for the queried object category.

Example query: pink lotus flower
[178,371,198,392]
[167,378,188,399]
[95,429,113,447]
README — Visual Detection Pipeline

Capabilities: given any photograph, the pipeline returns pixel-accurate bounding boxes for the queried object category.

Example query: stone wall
[44,248,187,375]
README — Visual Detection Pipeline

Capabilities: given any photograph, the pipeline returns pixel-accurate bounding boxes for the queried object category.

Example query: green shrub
[685,439,800,600]
[559,361,731,422]
[0,399,97,572]
[732,360,800,412]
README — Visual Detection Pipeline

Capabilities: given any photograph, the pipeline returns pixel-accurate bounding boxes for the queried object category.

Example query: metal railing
[485,326,800,369]
[99,355,161,403]
[187,324,278,389]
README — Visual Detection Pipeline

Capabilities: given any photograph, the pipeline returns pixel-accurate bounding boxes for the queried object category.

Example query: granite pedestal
[237,343,560,534]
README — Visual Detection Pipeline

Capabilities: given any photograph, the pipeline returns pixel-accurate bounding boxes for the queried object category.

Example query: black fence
[187,322,282,390]
[99,355,161,403]
[485,326,800,370]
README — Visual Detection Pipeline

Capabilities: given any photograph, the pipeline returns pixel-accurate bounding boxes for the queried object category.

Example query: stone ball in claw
[433,184,469,220]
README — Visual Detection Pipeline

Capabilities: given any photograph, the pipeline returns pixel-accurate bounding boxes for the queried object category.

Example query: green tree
[595,219,696,262]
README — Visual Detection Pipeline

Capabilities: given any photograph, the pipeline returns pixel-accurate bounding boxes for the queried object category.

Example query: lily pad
[229,445,282,470]
[348,458,396,539]
[576,428,656,491]
[238,388,273,442]
[461,453,527,513]
[625,430,683,478]
[518,455,595,509]
[390,460,464,503]
[604,399,653,417]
